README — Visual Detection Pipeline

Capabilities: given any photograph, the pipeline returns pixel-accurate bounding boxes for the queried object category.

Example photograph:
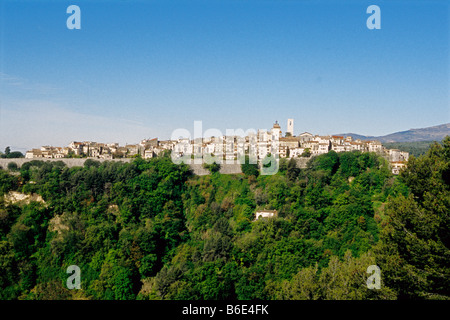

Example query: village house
[367,140,384,153]
[331,144,346,153]
[349,141,363,151]
[144,149,156,159]
[203,142,215,155]
[302,140,318,154]
[317,141,331,155]
[140,138,158,149]
[331,135,344,145]
[289,147,306,158]
[68,141,83,155]
[254,209,278,221]
[389,149,409,162]
[158,140,175,151]
[25,149,43,159]
[279,137,300,158]
[298,132,314,143]
[24,118,409,174]
[391,161,407,175]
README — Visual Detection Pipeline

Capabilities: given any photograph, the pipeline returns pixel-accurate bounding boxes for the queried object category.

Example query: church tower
[271,121,282,141]
[287,119,294,136]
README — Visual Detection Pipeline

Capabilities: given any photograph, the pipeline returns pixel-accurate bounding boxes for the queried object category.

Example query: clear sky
[1,0,449,152]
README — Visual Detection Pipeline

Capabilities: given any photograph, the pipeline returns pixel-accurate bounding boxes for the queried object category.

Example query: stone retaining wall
[0,158,132,169]
[293,157,311,169]
[0,157,310,174]
[189,163,243,176]
[0,158,243,175]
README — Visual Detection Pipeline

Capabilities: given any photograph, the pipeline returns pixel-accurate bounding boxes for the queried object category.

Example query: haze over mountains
[337,123,450,143]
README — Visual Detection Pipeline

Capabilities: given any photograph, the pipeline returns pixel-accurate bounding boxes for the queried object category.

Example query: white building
[318,142,331,154]
[144,149,156,159]
[367,140,383,153]
[254,210,278,220]
[298,132,314,142]
[270,121,282,141]
[331,144,346,153]
[391,161,407,175]
[389,149,409,162]
[25,149,43,159]
[289,147,305,158]
[258,141,270,159]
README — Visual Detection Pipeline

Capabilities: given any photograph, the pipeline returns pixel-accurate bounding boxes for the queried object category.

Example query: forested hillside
[0,138,449,300]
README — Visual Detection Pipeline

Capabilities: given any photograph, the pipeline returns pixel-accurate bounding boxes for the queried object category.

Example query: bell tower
[287,119,294,136]
[271,121,281,141]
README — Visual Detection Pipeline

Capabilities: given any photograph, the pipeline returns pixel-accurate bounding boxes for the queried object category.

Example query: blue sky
[1,0,449,152]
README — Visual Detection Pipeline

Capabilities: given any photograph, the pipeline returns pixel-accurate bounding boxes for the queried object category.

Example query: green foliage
[0,139,448,300]
[278,158,289,174]
[0,169,19,194]
[261,154,278,175]
[203,162,221,174]
[301,148,311,157]
[270,250,396,300]
[7,152,24,159]
[7,162,19,172]
[241,157,259,178]
[375,137,450,299]
[1,147,24,159]
[286,158,300,182]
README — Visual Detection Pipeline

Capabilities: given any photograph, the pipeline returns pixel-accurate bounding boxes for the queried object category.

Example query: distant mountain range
[336,123,450,143]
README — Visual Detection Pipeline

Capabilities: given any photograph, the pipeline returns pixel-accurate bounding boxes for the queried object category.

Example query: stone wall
[0,157,309,174]
[292,157,312,169]
[0,158,132,169]
[0,157,243,176]
[189,163,242,176]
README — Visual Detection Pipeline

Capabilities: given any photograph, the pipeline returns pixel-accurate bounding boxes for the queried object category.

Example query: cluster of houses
[25,139,161,160]
[25,119,409,174]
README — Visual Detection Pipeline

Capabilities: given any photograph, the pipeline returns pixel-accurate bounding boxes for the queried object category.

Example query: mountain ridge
[336,123,450,143]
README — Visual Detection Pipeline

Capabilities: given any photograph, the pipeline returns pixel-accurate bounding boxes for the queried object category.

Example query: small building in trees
[254,209,278,221]
[391,161,407,175]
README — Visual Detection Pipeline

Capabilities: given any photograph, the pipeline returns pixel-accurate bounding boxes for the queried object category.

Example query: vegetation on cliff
[0,137,448,300]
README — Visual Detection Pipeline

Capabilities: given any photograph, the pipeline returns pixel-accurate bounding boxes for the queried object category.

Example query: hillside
[0,142,449,300]
[338,123,450,143]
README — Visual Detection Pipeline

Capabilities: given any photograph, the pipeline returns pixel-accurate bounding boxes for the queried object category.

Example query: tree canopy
[0,139,448,300]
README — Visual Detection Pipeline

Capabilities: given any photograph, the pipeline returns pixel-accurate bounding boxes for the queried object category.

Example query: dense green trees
[203,162,221,174]
[0,147,24,159]
[301,148,311,157]
[0,170,18,195]
[0,140,448,300]
[241,156,259,178]
[270,250,396,300]
[375,137,450,299]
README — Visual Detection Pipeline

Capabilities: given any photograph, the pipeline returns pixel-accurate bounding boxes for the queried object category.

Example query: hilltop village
[24,120,409,174]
